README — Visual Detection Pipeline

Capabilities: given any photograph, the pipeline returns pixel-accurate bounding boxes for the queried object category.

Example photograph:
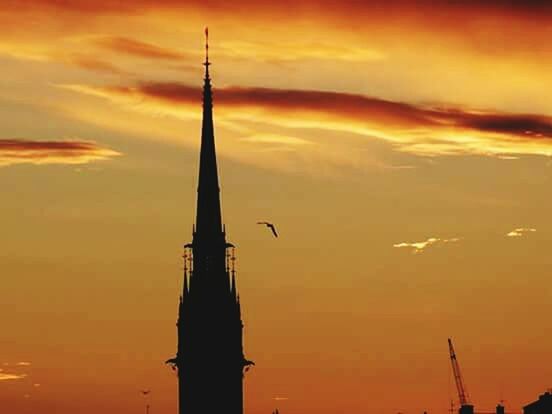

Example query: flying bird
[140,390,151,395]
[257,221,278,238]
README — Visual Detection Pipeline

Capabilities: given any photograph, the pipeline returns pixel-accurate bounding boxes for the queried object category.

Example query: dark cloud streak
[458,114,552,138]
[116,82,552,142]
[0,139,120,166]
[4,0,552,16]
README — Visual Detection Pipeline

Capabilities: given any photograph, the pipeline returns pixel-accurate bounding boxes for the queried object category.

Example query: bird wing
[269,224,278,237]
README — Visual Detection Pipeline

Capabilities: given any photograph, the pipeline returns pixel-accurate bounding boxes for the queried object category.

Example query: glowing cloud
[394,237,459,253]
[241,134,312,146]
[0,372,27,381]
[506,228,536,237]
[219,40,385,63]
[0,139,121,167]
[2,361,31,367]
[62,82,552,158]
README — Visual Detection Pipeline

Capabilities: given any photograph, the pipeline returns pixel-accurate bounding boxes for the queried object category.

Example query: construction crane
[447,339,522,414]
[448,338,474,414]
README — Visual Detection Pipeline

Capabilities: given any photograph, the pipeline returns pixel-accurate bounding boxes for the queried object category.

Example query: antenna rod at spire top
[204,26,210,67]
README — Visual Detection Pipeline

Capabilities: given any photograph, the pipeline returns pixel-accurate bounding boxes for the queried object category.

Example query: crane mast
[448,338,470,407]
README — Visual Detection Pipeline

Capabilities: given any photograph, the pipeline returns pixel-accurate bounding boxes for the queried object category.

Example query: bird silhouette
[257,221,278,238]
[141,390,151,395]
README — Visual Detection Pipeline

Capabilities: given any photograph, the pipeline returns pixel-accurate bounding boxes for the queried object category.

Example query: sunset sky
[1,1,552,413]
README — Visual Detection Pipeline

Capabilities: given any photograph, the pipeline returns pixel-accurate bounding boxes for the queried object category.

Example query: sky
[1,1,552,413]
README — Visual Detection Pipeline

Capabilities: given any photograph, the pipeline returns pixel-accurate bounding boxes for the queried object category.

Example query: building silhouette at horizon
[166,30,253,414]
[523,391,552,414]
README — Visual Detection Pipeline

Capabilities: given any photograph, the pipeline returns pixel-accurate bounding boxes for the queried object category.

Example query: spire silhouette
[167,30,251,414]
[195,26,222,241]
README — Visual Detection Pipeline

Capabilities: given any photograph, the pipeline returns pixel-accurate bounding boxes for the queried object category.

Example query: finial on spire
[203,26,210,78]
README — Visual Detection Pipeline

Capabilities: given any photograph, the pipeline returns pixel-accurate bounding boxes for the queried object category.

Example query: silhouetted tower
[166,28,253,414]
[448,338,474,414]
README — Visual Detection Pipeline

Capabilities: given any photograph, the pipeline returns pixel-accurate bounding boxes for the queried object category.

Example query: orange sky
[1,2,552,414]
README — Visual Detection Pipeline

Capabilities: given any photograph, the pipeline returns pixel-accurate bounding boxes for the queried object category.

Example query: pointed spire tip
[203,26,210,78]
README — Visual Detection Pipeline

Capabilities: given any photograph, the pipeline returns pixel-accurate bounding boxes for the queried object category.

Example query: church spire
[168,31,249,414]
[195,27,223,241]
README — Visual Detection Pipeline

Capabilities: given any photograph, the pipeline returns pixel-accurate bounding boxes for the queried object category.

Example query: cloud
[0,139,120,167]
[2,362,31,367]
[3,0,552,72]
[506,228,536,237]
[219,40,385,63]
[92,36,187,61]
[0,372,27,381]
[67,55,129,75]
[3,1,552,18]
[64,82,552,158]
[0,42,129,75]
[394,237,459,253]
[273,397,289,401]
[460,114,552,138]
[241,134,312,146]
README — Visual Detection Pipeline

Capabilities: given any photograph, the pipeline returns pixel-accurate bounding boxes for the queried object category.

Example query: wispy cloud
[273,396,289,401]
[15,362,31,366]
[506,228,536,237]
[0,372,27,381]
[0,43,130,75]
[92,36,187,61]
[393,237,460,253]
[241,133,312,146]
[62,82,552,158]
[66,55,129,75]
[2,361,31,367]
[220,40,385,63]
[0,139,120,167]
